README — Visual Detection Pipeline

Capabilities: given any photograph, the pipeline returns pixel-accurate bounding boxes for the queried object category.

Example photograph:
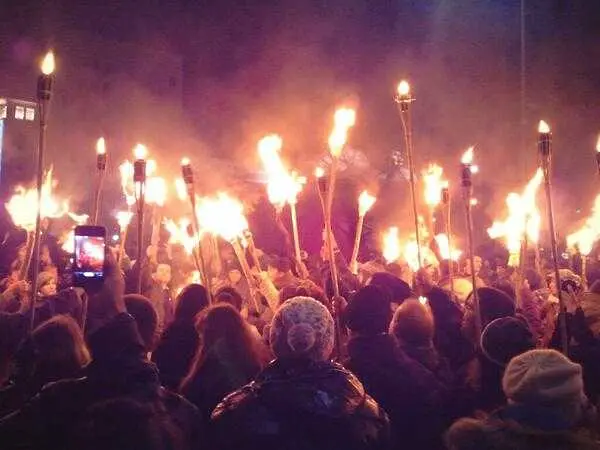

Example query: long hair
[180,304,269,392]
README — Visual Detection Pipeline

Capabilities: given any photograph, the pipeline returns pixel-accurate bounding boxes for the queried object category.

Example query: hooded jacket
[211,359,390,450]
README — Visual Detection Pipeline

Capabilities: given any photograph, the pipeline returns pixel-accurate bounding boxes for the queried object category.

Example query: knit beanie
[270,296,334,362]
[390,298,434,346]
[369,272,412,304]
[503,349,584,410]
[345,285,391,335]
[480,317,535,367]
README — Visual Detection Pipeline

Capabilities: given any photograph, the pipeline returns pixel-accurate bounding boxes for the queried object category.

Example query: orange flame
[196,193,249,242]
[567,194,600,256]
[116,211,133,231]
[596,135,600,153]
[488,169,543,259]
[538,120,551,134]
[314,167,325,178]
[397,80,410,97]
[382,227,401,264]
[174,178,187,201]
[41,51,55,75]
[146,177,167,206]
[96,137,106,155]
[164,217,198,254]
[434,233,462,261]
[358,190,376,216]
[423,164,448,207]
[328,108,356,158]
[133,144,148,160]
[461,146,475,165]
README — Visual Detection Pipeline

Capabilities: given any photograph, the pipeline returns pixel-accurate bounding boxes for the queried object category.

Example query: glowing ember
[164,217,198,254]
[382,227,401,264]
[423,164,448,207]
[5,167,69,231]
[116,211,133,231]
[358,190,376,216]
[567,194,600,256]
[487,169,544,257]
[96,137,106,155]
[196,193,249,242]
[258,134,305,208]
[538,120,551,134]
[328,108,356,158]
[434,233,462,261]
[41,51,55,75]
[397,80,410,97]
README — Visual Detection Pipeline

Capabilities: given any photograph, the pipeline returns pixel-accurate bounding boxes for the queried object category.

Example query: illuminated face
[155,264,172,285]
[267,265,279,281]
[228,269,242,285]
[40,279,57,296]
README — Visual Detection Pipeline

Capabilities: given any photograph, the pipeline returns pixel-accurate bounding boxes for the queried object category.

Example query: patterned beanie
[270,296,335,362]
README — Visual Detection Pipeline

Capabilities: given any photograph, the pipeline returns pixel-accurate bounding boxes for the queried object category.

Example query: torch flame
[196,193,249,242]
[567,194,600,256]
[118,161,136,206]
[538,120,551,134]
[146,177,167,206]
[596,135,600,153]
[258,134,305,208]
[358,190,376,216]
[487,169,544,261]
[314,167,325,178]
[41,51,55,75]
[435,233,462,261]
[382,227,401,264]
[116,211,133,231]
[60,229,75,254]
[461,147,475,165]
[174,178,187,201]
[133,144,148,160]
[397,80,410,97]
[164,217,198,254]
[328,108,356,158]
[181,157,190,166]
[5,167,70,231]
[423,164,448,207]
[96,137,106,155]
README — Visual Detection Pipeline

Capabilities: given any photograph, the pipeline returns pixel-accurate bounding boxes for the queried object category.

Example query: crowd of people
[1,225,600,450]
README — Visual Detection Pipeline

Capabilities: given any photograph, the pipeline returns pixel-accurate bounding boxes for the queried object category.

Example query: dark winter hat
[174,284,208,321]
[270,296,334,362]
[369,272,412,304]
[468,287,516,328]
[480,317,535,367]
[345,285,392,335]
[426,287,463,327]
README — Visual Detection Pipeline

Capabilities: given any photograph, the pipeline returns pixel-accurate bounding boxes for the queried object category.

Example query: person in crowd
[266,255,299,290]
[37,271,57,298]
[147,263,174,334]
[345,286,450,450]
[368,271,412,308]
[152,284,209,390]
[124,294,159,353]
[180,303,269,424]
[0,315,90,417]
[211,296,390,450]
[446,349,600,450]
[390,297,454,385]
[214,286,244,312]
[0,252,202,450]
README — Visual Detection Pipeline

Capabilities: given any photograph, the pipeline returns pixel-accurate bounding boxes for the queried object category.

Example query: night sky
[1,0,599,246]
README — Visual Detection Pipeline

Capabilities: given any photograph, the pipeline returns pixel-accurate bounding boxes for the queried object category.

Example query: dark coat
[346,333,451,450]
[446,404,600,450]
[211,359,390,450]
[0,313,201,450]
[152,319,199,391]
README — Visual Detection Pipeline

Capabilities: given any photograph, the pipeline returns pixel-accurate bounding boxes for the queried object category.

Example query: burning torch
[349,190,376,274]
[92,137,107,225]
[133,144,147,294]
[539,120,568,354]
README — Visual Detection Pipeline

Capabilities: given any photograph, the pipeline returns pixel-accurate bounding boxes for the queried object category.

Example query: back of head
[480,317,535,367]
[174,284,208,322]
[369,272,412,304]
[124,294,158,352]
[503,349,585,425]
[79,398,183,450]
[18,315,90,385]
[270,296,334,362]
[279,280,327,307]
[390,298,434,346]
[472,287,516,328]
[196,303,249,348]
[344,285,391,336]
[214,286,244,311]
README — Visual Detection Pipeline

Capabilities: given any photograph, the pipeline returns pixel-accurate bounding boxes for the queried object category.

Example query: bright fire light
[567,194,600,256]
[118,161,135,206]
[116,211,133,231]
[41,51,55,75]
[596,135,600,153]
[315,167,325,178]
[133,144,148,160]
[96,137,106,155]
[487,169,544,258]
[164,217,198,254]
[461,146,475,165]
[174,178,187,201]
[423,164,448,207]
[435,233,462,261]
[146,177,167,206]
[382,227,401,264]
[328,108,356,158]
[358,190,376,216]
[538,120,551,134]
[196,193,249,242]
[397,80,410,97]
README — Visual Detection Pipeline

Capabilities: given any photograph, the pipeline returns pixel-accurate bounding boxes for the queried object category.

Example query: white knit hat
[270,296,334,362]
[503,349,584,408]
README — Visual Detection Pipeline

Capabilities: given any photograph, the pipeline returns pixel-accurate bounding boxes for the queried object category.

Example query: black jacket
[346,333,451,450]
[211,358,390,450]
[0,313,201,450]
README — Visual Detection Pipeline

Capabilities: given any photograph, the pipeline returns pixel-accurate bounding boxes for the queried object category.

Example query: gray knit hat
[270,296,335,362]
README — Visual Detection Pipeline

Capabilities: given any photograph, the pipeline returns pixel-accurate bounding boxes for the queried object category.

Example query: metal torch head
[442,187,450,205]
[37,75,54,102]
[181,163,194,185]
[538,132,552,158]
[133,159,147,183]
[317,174,328,194]
[460,164,472,189]
[96,153,107,171]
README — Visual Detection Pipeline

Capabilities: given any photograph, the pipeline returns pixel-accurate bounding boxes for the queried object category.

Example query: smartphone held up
[73,225,106,287]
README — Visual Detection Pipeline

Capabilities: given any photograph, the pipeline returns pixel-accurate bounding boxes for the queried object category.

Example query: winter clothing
[0,313,202,450]
[345,285,392,336]
[211,358,390,450]
[270,296,334,362]
[480,317,535,367]
[369,272,412,304]
[471,287,516,328]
